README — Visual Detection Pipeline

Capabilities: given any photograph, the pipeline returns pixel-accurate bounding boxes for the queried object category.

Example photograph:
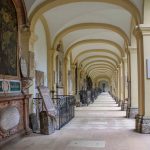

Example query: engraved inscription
[0,106,20,131]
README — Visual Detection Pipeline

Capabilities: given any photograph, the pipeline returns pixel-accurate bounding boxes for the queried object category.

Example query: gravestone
[29,113,38,133]
[39,111,55,135]
[0,106,20,131]
[37,86,57,134]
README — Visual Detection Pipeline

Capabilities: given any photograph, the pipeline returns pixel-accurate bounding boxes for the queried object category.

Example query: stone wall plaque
[0,106,20,132]
[146,59,150,79]
[37,86,57,117]
[0,79,21,94]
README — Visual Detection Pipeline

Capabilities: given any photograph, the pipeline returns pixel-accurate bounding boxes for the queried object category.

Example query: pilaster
[47,49,55,91]
[126,47,138,118]
[71,64,76,95]
[121,57,128,111]
[134,25,150,133]
[20,25,31,66]
[64,57,68,95]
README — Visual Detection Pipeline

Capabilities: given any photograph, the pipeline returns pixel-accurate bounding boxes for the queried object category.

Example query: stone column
[127,47,138,118]
[121,62,125,108]
[63,58,68,95]
[20,26,34,115]
[112,71,117,99]
[118,64,124,107]
[118,66,121,106]
[75,66,82,106]
[134,26,145,133]
[47,50,54,91]
[127,52,131,114]
[113,70,118,102]
[77,67,81,92]
[124,57,128,99]
[80,70,85,89]
[121,57,128,111]
[115,69,119,103]
[71,64,76,95]
[135,25,150,133]
[117,68,119,104]
[110,75,113,95]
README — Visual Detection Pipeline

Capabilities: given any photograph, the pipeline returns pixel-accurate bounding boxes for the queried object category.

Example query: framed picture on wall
[35,70,44,88]
[146,59,150,79]
[0,0,18,78]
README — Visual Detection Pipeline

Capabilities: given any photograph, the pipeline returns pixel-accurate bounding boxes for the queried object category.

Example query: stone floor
[2,93,150,150]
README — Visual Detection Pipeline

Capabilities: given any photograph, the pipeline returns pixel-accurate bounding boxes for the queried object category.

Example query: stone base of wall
[136,115,150,134]
[0,94,31,147]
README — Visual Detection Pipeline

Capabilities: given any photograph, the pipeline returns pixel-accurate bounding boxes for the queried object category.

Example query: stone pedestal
[114,97,118,104]
[126,107,138,118]
[135,114,142,132]
[121,101,128,111]
[141,117,150,134]
[135,115,150,133]
[118,100,122,107]
[39,111,55,135]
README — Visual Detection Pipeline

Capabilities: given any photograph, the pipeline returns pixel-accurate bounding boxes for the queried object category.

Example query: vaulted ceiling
[24,0,143,82]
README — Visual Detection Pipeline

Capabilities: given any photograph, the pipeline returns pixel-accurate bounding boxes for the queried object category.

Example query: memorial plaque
[37,86,56,116]
[146,59,150,79]
[0,106,20,131]
[0,79,21,94]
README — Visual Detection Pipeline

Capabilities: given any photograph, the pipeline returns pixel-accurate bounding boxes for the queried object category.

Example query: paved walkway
[2,93,150,150]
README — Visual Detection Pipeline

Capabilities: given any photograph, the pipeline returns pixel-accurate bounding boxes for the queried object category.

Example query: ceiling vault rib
[53,23,130,48]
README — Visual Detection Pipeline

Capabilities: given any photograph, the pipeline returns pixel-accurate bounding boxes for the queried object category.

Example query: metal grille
[33,95,76,131]
[55,95,75,129]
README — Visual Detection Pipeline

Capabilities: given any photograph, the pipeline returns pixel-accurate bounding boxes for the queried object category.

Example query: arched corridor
[2,93,150,150]
[1,0,150,149]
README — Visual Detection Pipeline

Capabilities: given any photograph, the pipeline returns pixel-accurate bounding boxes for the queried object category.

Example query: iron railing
[79,88,101,106]
[33,95,76,130]
[54,95,75,129]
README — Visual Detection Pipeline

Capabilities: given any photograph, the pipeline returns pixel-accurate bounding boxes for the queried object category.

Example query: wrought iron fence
[33,95,76,131]
[55,95,75,129]
[79,88,101,106]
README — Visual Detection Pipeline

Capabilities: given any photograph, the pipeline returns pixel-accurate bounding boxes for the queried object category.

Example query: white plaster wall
[34,20,48,87]
[142,0,150,115]
[144,0,150,24]
[130,50,138,108]
[29,19,48,113]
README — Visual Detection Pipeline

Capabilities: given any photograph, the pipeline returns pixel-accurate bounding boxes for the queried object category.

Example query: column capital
[139,24,150,36]
[122,57,127,62]
[78,66,82,71]
[117,65,120,70]
[128,46,137,53]
[71,64,76,69]
[117,66,120,70]
[133,26,142,39]
[134,24,150,38]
